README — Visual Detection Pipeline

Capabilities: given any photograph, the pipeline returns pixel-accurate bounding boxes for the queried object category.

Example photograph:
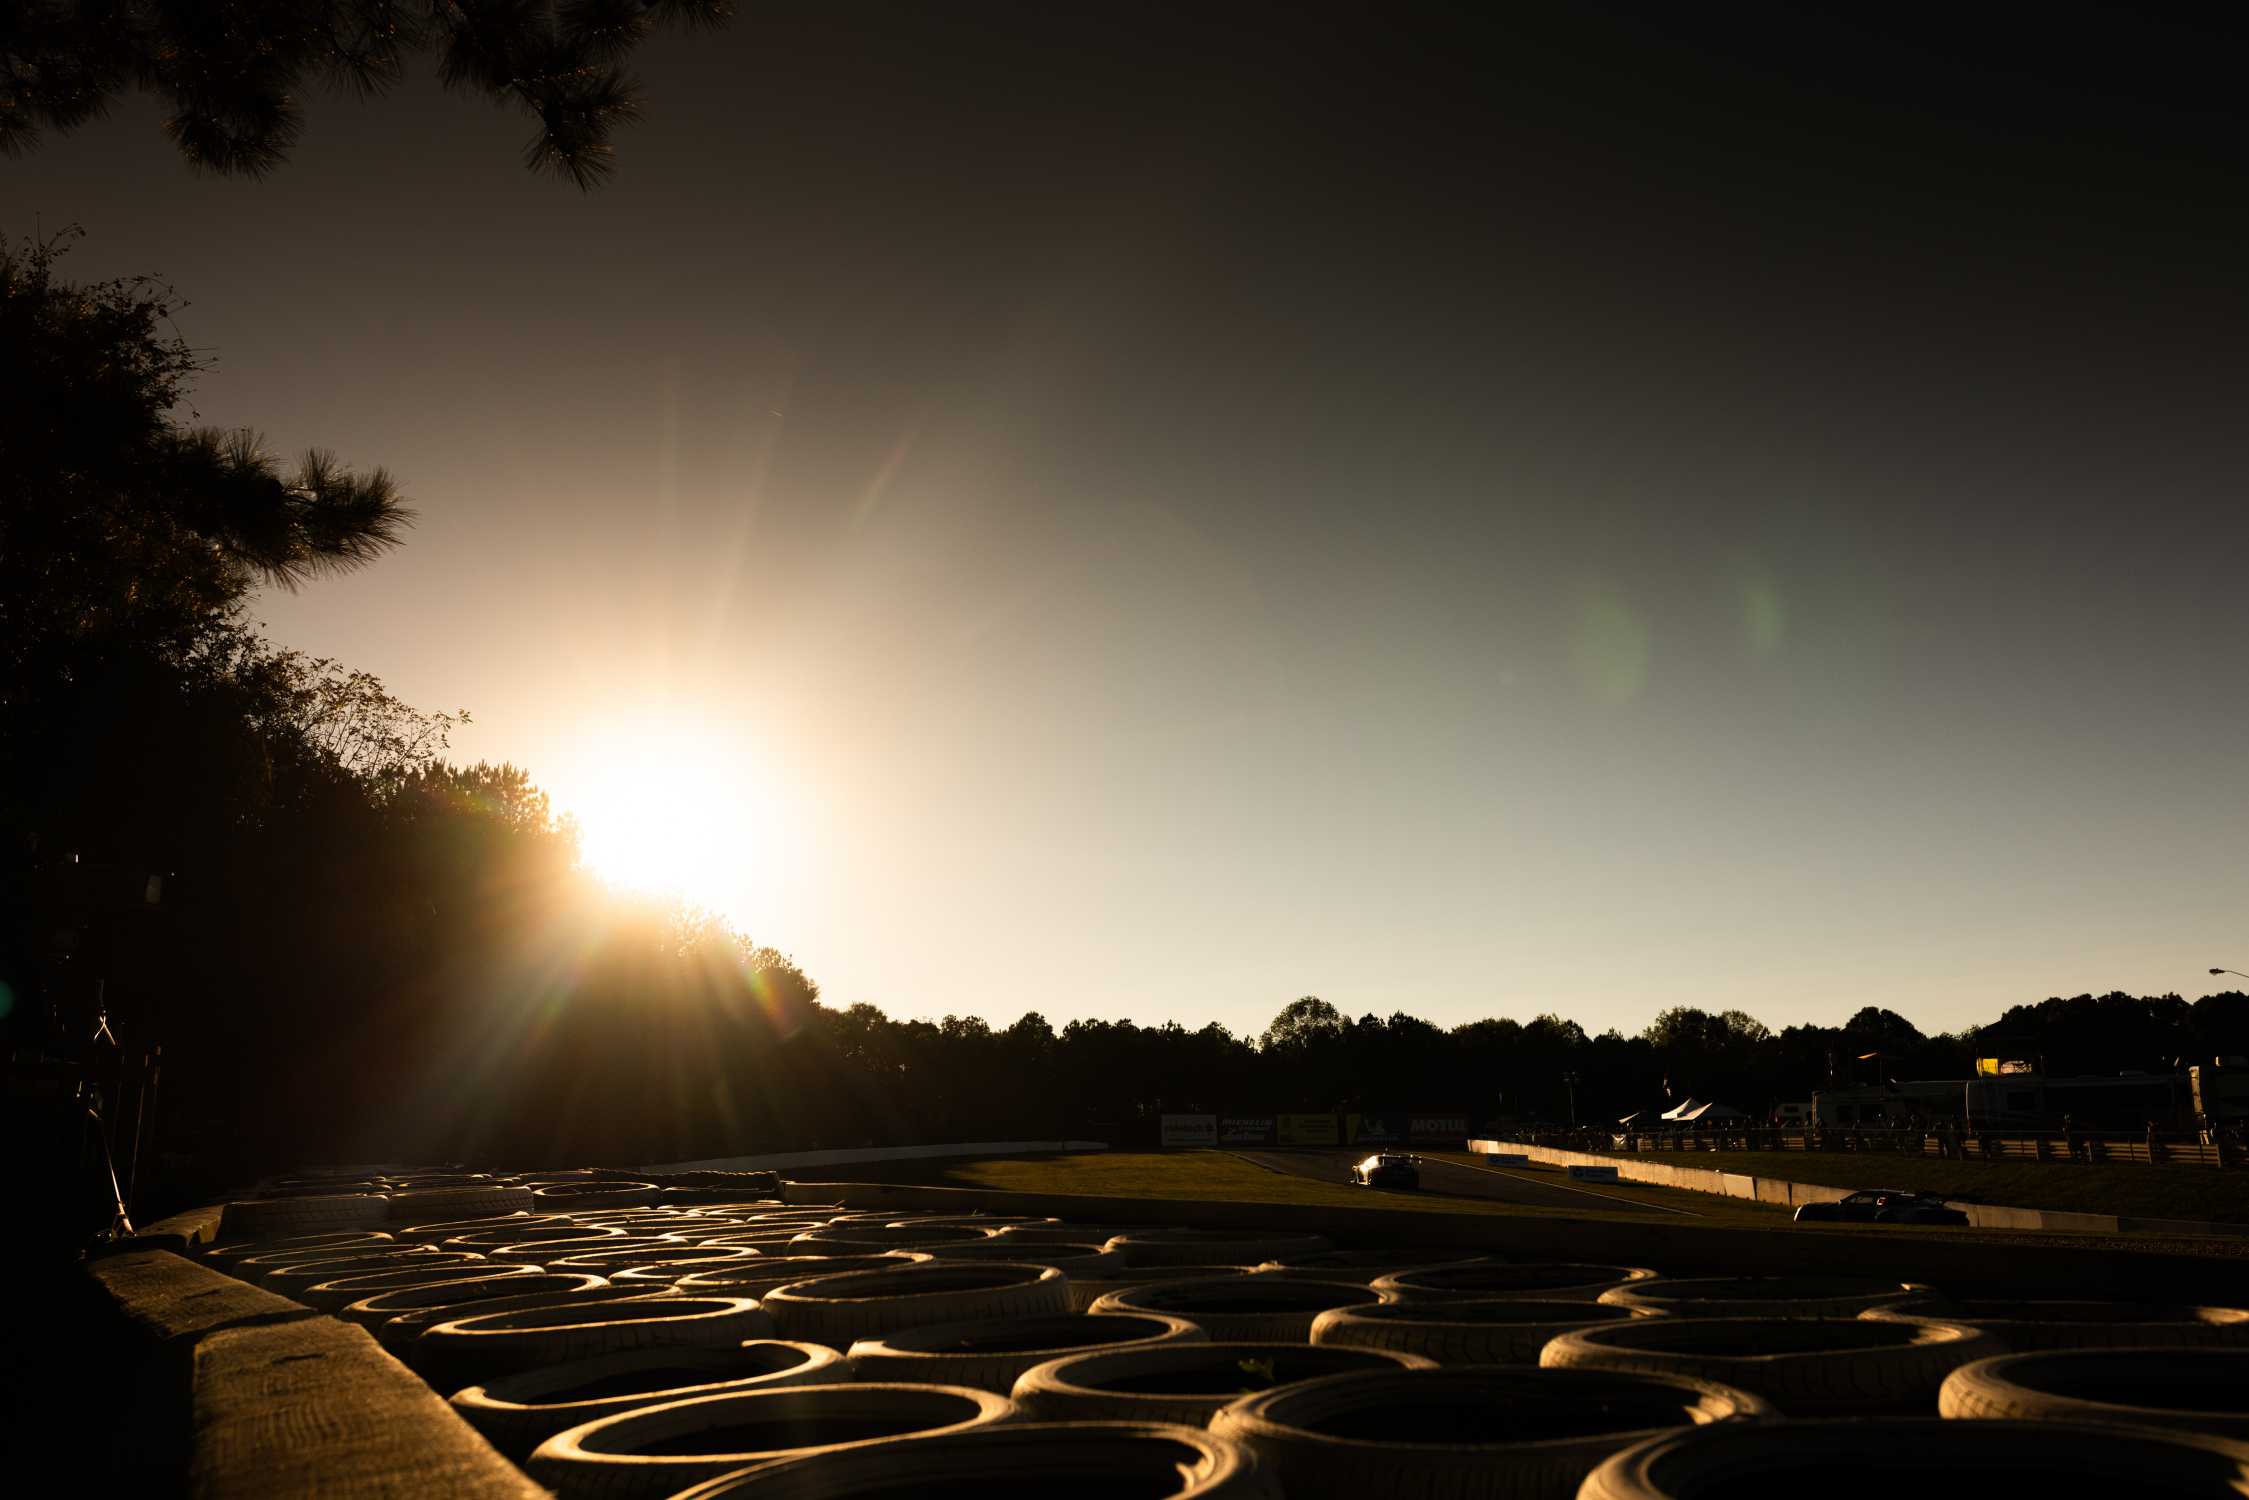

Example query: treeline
[8,234,2248,1197]
[808,988,2249,1149]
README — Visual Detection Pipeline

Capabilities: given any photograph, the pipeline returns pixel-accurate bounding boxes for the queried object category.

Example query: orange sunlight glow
[556,725,797,929]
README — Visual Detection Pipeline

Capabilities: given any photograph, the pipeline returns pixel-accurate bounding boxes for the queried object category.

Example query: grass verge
[803,1150,1738,1223]
[795,1150,2249,1259]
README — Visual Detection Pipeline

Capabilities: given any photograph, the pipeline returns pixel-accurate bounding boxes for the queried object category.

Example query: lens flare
[1569,586,1651,704]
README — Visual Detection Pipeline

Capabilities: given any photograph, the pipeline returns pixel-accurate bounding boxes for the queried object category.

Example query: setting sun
[553,725,799,927]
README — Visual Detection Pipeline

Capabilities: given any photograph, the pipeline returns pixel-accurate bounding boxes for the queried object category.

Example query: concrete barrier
[1467,1138,2248,1238]
[78,1250,548,1495]
[127,1203,227,1255]
[190,1317,545,1499]
[648,1139,1109,1173]
[84,1251,324,1478]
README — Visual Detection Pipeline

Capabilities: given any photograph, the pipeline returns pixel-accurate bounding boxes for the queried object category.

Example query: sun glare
[557,727,796,926]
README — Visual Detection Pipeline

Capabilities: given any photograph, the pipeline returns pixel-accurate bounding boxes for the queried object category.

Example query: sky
[12,4,2249,1039]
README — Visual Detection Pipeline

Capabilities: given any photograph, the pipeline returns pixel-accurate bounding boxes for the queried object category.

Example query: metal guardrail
[1499,1127,2239,1168]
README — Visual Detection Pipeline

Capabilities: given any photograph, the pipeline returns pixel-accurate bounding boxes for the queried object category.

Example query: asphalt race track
[1230,1147,1705,1218]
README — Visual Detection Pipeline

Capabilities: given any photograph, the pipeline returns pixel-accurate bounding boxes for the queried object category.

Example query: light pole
[1562,1070,1580,1128]
[2210,968,2249,983]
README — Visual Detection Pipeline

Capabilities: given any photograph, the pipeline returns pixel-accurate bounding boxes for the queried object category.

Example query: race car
[1791,1188,1968,1226]
[1349,1152,1421,1189]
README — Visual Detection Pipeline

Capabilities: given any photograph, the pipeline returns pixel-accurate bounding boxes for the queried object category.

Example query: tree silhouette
[1,231,413,854]
[2,231,409,678]
[0,1,731,188]
[1260,995,1344,1051]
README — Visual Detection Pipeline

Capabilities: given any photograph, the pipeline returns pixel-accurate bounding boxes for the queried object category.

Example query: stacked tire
[186,1167,2249,1500]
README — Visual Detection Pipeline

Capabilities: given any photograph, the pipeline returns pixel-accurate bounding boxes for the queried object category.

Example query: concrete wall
[77,1251,544,1496]
[647,1139,1108,1173]
[1468,1138,2247,1238]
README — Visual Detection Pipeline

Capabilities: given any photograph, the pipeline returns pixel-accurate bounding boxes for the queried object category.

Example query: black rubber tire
[1089,1276,1384,1342]
[762,1263,1072,1349]
[254,1249,479,1291]
[1103,1231,1331,1268]
[439,1225,628,1253]
[672,1254,931,1298]
[451,1341,846,1459]
[846,1312,1205,1393]
[792,1226,1001,1251]
[394,1212,563,1245]
[1598,1275,1910,1319]
[1068,1267,1258,1314]
[1865,1297,2249,1351]
[1938,1347,2249,1436]
[298,1261,543,1312]
[418,1296,774,1386]
[565,1210,707,1228]
[1540,1315,1997,1415]
[1577,1417,2249,1500]
[1311,1298,1660,1364]
[1374,1263,1659,1303]
[534,1183,663,1209]
[342,1272,607,1330]
[218,1193,390,1239]
[1013,1342,1435,1424]
[381,1285,665,1362]
[386,1185,535,1224]
[690,1233,821,1253]
[524,1381,1015,1500]
[1209,1365,1771,1500]
[662,1421,1272,1500]
[227,1244,441,1281]
[204,1229,392,1262]
[1255,1250,1493,1286]
[548,1245,767,1276]
[914,1241,1128,1276]
[994,1224,1173,1248]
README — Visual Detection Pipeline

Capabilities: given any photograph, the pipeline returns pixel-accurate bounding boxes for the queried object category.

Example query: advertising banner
[1160,1113,1216,1147]
[1275,1112,1340,1146]
[1409,1114,1469,1142]
[1348,1113,1403,1143]
[1219,1117,1275,1145]
[1483,1152,1530,1164]
[1566,1164,1620,1182]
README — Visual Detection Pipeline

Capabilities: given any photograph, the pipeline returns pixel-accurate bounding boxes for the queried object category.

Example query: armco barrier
[1469,1138,2249,1238]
